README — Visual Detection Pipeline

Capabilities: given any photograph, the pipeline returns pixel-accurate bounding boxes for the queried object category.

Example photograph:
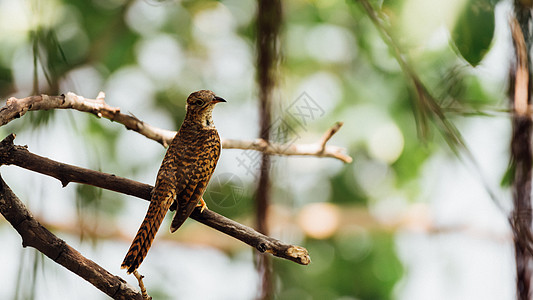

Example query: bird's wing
[169,130,221,232]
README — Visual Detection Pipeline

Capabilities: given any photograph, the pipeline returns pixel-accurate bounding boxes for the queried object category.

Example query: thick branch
[0,134,311,265]
[0,93,352,162]
[0,174,142,300]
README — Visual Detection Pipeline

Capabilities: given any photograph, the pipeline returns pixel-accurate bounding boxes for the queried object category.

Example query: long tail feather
[121,191,174,273]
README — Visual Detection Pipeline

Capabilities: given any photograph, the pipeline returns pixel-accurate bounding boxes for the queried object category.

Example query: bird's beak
[212,96,226,104]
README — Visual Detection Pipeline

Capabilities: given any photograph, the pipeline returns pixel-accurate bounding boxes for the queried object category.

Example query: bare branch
[0,92,175,147]
[133,270,151,300]
[223,121,350,163]
[192,205,310,265]
[0,92,352,162]
[0,174,142,300]
[222,135,351,163]
[0,134,311,265]
[0,134,151,199]
[317,121,343,153]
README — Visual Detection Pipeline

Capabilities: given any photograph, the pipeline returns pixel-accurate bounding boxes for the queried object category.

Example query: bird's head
[185,90,226,127]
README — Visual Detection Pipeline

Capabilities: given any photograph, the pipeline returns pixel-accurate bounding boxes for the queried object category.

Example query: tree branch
[318,121,343,154]
[510,11,533,300]
[0,92,352,163]
[0,173,143,300]
[0,134,311,265]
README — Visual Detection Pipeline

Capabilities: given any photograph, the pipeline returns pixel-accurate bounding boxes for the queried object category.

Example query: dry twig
[133,270,151,300]
[0,92,352,162]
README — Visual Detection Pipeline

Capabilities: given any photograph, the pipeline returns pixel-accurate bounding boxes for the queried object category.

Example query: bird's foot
[197,197,208,213]
[133,270,152,300]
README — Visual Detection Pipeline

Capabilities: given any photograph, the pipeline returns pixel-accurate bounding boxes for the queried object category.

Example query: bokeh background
[0,0,514,299]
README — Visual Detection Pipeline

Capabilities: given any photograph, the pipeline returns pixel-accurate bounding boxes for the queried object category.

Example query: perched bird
[121,90,226,273]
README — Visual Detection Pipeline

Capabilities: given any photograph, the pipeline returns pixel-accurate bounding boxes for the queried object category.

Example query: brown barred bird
[121,90,225,273]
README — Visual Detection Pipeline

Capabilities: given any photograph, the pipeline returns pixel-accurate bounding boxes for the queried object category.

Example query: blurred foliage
[26,109,55,127]
[155,88,187,126]
[14,250,44,300]
[76,184,124,218]
[275,233,403,300]
[329,162,367,205]
[84,116,122,162]
[0,0,505,298]
[0,65,13,97]
[30,27,69,92]
[205,172,254,219]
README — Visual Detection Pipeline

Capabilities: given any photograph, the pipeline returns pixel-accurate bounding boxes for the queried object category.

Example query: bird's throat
[200,107,216,128]
[204,116,212,127]
[184,105,216,128]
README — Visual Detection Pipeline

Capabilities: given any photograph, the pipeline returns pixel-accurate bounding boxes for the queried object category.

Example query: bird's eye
[195,100,204,106]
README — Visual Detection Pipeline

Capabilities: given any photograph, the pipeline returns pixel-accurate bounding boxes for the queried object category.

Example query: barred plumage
[121,90,225,273]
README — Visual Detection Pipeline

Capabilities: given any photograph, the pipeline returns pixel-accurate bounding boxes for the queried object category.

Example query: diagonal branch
[0,174,143,300]
[0,134,311,265]
[0,92,174,147]
[0,92,352,163]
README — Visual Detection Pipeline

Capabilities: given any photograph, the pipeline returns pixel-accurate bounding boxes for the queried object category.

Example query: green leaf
[501,162,516,187]
[451,0,495,66]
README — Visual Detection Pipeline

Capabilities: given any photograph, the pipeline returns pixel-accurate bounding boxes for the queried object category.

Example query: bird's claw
[197,197,208,213]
